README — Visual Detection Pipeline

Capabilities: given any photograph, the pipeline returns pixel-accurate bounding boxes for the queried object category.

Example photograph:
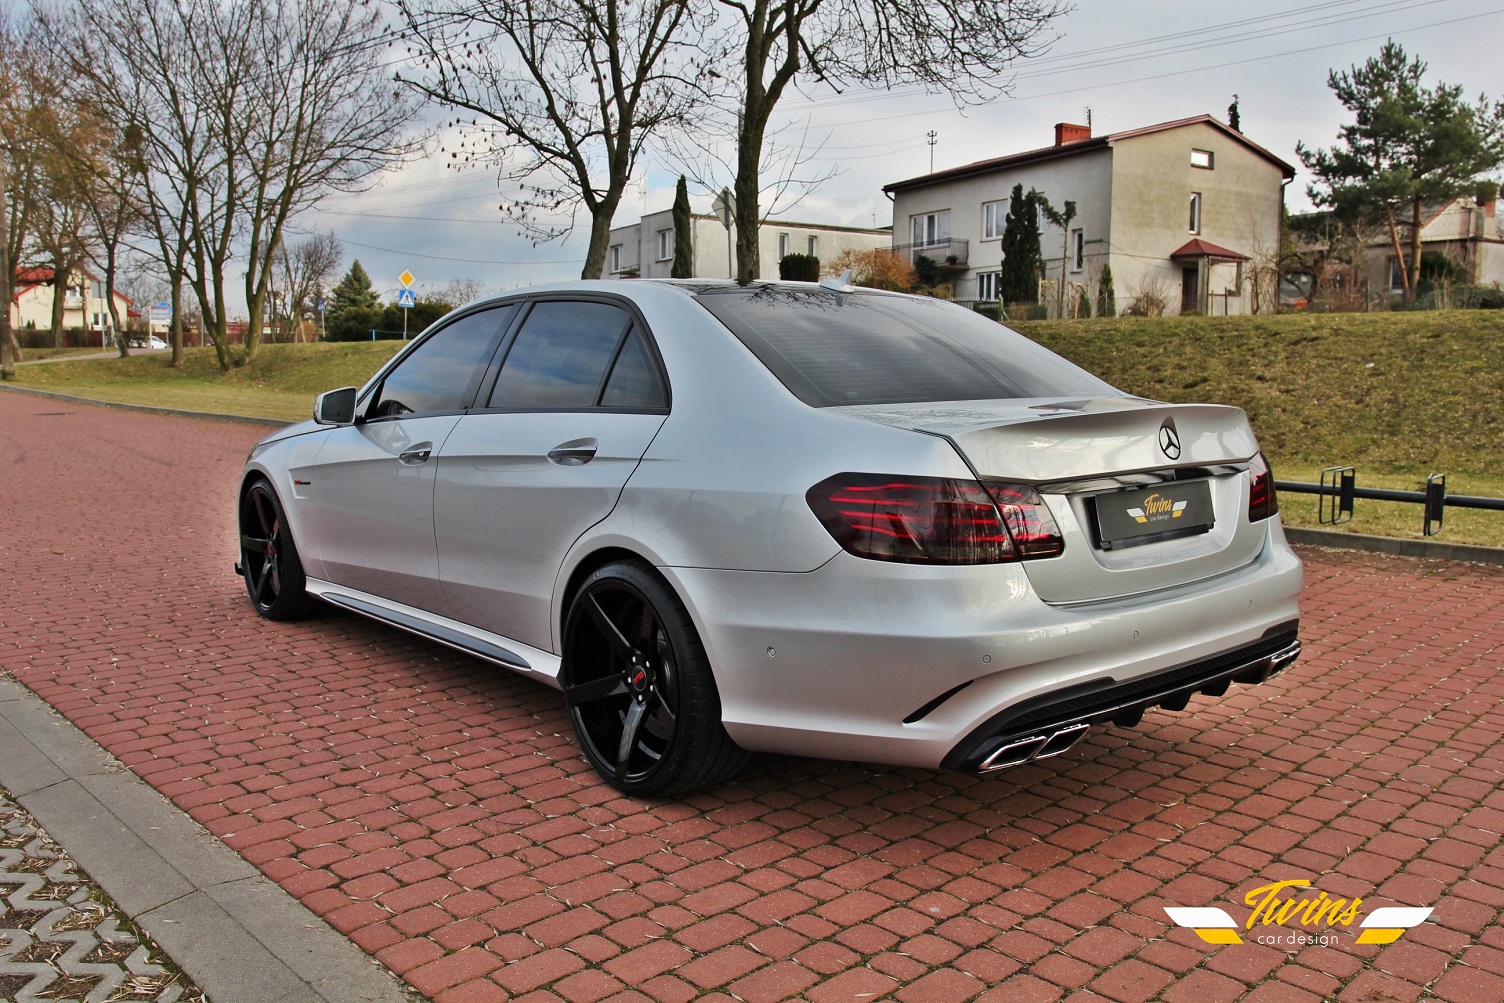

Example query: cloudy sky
[307,0,1504,303]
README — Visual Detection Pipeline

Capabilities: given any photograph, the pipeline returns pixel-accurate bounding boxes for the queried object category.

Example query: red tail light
[806,473,1063,564]
[1248,452,1278,521]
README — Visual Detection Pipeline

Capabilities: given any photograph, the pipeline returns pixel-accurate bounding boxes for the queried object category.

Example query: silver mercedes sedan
[237,279,1303,796]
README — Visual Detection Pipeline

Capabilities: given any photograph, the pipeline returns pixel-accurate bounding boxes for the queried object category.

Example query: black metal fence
[1275,467,1504,537]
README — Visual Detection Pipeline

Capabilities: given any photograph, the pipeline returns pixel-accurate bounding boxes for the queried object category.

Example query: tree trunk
[0,156,13,380]
[1407,196,1424,301]
[104,245,128,358]
[1384,204,1410,301]
[48,267,67,348]
[580,199,618,280]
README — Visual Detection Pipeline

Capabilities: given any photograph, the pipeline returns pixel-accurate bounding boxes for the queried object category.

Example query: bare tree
[274,232,342,342]
[50,0,419,369]
[395,0,718,278]
[716,0,1068,282]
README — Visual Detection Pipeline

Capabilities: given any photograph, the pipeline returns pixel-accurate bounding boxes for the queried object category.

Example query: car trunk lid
[829,397,1270,604]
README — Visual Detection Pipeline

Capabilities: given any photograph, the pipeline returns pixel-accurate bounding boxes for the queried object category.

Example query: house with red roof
[884,115,1295,316]
[10,266,133,341]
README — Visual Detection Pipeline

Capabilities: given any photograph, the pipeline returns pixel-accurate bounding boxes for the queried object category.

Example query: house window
[977,271,1003,302]
[608,245,622,273]
[1388,258,1405,292]
[1071,229,1085,272]
[807,235,818,256]
[1189,192,1202,234]
[656,230,673,261]
[983,201,1006,240]
[778,233,790,258]
[1191,149,1214,169]
[911,211,950,247]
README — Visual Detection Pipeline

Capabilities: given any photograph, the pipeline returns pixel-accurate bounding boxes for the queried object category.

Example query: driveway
[3,389,1502,1002]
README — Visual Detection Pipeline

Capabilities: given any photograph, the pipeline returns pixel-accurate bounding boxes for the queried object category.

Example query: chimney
[1054,122,1092,146]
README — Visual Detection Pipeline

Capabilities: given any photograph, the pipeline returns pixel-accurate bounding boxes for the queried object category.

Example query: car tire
[238,479,314,621]
[561,560,749,797]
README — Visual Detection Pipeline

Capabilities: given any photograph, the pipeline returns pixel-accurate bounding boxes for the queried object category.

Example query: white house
[11,266,133,340]
[603,209,890,280]
[884,116,1296,315]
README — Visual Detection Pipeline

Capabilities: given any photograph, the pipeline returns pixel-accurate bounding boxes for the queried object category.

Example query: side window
[601,328,668,408]
[368,306,513,418]
[488,301,631,409]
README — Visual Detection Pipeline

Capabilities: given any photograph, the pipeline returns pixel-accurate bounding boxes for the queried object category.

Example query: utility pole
[927,131,938,174]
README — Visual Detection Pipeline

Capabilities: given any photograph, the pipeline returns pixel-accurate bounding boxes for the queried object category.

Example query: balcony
[892,238,969,271]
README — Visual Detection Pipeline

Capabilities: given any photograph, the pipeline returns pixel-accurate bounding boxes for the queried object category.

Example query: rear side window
[601,329,668,408]
[696,288,1113,406]
[369,306,513,417]
[489,301,631,409]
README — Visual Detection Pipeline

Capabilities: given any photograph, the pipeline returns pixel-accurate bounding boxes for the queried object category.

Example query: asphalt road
[4,388,1504,1003]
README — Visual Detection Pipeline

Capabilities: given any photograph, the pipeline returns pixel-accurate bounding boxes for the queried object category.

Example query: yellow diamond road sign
[398,269,415,288]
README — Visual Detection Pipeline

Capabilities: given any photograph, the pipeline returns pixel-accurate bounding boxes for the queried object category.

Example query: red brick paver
[5,390,1504,1001]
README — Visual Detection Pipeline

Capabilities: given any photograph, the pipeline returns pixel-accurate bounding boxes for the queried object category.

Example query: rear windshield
[695,287,1114,407]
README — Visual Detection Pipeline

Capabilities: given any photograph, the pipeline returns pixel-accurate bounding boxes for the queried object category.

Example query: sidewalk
[0,674,418,1003]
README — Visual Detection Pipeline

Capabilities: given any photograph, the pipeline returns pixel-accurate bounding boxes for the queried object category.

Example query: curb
[1284,526,1504,566]
[0,382,290,428]
[0,676,419,1003]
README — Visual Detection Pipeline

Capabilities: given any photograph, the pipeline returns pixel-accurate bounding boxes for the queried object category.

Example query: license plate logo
[1097,480,1213,548]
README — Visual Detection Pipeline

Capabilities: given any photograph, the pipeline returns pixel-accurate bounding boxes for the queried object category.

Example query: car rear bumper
[663,519,1303,771]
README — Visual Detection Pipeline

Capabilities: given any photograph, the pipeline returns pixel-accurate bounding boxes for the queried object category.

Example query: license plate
[1095,480,1214,549]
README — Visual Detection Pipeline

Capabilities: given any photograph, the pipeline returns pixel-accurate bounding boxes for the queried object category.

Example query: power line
[338,237,581,266]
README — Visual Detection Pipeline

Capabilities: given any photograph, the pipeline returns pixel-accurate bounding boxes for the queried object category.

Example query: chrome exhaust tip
[979,722,1091,773]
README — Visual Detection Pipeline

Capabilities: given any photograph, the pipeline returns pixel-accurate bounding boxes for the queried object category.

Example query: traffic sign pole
[397,270,416,340]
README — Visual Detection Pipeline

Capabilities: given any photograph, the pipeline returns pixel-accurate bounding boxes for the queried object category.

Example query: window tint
[370,306,513,417]
[488,301,631,409]
[696,288,1113,407]
[601,328,667,408]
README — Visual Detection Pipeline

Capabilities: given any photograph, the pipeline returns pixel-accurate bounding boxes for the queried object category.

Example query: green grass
[9,311,1504,545]
[1011,310,1504,546]
[8,342,403,421]
[15,346,116,363]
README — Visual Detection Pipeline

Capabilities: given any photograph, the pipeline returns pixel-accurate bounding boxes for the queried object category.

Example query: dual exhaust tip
[976,639,1303,774]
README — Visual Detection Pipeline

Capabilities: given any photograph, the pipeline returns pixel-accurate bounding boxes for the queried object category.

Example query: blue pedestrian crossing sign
[396,288,416,309]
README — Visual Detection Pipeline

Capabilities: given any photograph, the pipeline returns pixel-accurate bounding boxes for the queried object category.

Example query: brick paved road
[4,390,1504,1003]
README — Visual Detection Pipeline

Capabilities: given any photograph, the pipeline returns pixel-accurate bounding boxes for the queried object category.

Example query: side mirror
[313,386,358,426]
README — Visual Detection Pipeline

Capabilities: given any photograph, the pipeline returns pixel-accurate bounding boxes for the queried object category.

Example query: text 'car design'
[238,280,1302,796]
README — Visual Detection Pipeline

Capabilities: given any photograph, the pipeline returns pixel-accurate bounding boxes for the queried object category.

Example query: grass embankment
[8,311,1504,545]
[8,341,403,421]
[1013,311,1504,545]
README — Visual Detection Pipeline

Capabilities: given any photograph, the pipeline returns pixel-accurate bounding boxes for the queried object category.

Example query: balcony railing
[891,239,969,268]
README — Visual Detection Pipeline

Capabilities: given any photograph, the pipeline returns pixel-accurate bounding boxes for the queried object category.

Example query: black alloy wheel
[561,561,747,796]
[239,480,312,620]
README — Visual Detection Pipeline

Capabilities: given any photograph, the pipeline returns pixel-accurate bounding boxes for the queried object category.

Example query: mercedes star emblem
[1159,422,1182,460]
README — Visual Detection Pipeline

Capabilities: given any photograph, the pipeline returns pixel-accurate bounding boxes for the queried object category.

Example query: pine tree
[329,260,379,314]
[1097,263,1117,317]
[671,177,694,278]
[999,184,1043,304]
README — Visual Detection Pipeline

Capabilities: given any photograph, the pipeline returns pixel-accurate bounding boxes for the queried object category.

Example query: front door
[1181,265,1200,314]
[304,305,514,611]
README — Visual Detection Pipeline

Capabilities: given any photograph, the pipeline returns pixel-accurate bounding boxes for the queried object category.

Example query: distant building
[10,266,133,338]
[884,115,1296,315]
[1369,196,1503,297]
[604,209,890,280]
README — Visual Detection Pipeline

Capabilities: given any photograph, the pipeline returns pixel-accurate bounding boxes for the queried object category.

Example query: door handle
[547,438,598,466]
[398,444,433,464]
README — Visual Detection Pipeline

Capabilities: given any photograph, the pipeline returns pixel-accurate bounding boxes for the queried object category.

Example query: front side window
[369,306,515,418]
[983,201,1006,240]
[488,301,632,409]
[1189,192,1202,234]
[911,211,950,247]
